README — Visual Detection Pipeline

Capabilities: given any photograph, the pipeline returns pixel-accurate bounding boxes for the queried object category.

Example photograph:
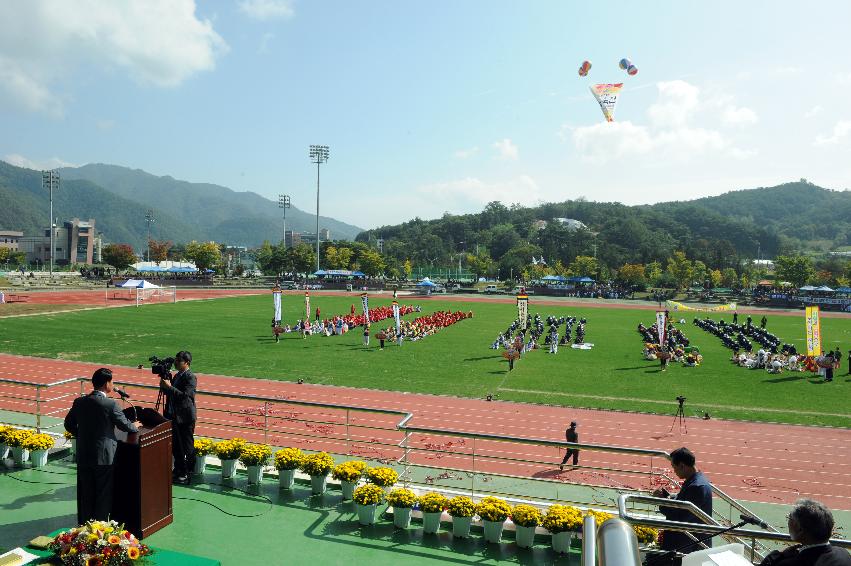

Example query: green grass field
[1,294,849,427]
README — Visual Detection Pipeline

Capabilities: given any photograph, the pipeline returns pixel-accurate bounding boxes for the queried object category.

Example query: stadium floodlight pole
[278,194,291,245]
[145,209,155,262]
[309,144,329,272]
[42,170,60,275]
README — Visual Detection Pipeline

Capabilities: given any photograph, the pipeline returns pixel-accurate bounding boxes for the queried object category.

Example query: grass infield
[1,294,849,428]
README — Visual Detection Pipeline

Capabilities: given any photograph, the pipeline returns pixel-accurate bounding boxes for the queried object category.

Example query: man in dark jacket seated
[759,499,850,565]
[653,447,713,554]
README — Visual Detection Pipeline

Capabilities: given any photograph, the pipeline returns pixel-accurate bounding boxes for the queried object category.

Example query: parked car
[484,284,499,294]
[280,280,298,290]
[512,286,533,295]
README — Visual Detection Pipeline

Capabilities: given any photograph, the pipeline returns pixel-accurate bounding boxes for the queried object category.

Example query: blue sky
[2,0,850,229]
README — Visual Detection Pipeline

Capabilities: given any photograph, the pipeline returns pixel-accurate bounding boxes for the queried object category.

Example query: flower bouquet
[23,432,54,467]
[418,492,448,534]
[365,466,398,488]
[274,447,304,489]
[193,438,215,474]
[239,443,271,484]
[447,496,475,538]
[6,428,33,465]
[332,461,367,499]
[542,505,584,554]
[299,452,335,494]
[48,519,153,565]
[386,488,417,529]
[512,504,542,548]
[352,484,385,525]
[214,437,246,478]
[476,496,512,543]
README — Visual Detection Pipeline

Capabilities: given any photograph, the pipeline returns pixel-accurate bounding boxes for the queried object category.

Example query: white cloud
[721,105,758,127]
[0,0,227,115]
[647,80,700,128]
[417,176,541,207]
[238,0,294,20]
[804,105,823,119]
[453,146,479,159]
[573,121,654,164]
[4,153,78,170]
[815,120,851,146]
[492,138,518,160]
[836,72,851,85]
[773,66,802,77]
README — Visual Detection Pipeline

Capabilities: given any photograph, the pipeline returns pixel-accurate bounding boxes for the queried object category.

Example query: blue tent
[167,267,198,273]
[137,266,166,272]
[541,275,567,281]
[835,287,851,293]
[568,276,595,283]
[352,271,366,277]
[416,278,437,287]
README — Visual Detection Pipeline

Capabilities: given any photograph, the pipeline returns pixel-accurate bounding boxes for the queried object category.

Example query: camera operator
[652,447,714,554]
[159,351,197,484]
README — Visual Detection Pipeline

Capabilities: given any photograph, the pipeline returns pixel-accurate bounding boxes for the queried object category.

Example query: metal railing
[0,375,785,540]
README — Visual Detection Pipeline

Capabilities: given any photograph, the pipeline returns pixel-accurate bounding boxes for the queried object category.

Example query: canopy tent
[568,276,595,283]
[541,275,567,282]
[799,285,817,291]
[710,287,733,293]
[815,285,835,292]
[168,266,198,273]
[416,278,437,287]
[313,269,366,277]
[117,279,161,289]
[136,266,167,273]
[757,279,773,286]
[835,287,851,293]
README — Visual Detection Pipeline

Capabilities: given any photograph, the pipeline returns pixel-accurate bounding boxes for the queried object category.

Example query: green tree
[709,269,723,288]
[466,251,495,280]
[618,264,646,287]
[403,259,412,280]
[569,255,598,278]
[288,244,316,275]
[148,239,172,265]
[690,260,708,288]
[666,251,693,289]
[645,261,662,284]
[185,241,222,272]
[721,267,738,288]
[357,248,386,277]
[102,244,137,271]
[774,255,815,288]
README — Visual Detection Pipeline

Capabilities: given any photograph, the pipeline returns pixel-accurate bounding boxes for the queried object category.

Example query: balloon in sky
[619,58,632,70]
[627,65,638,76]
[578,60,592,77]
[590,83,623,122]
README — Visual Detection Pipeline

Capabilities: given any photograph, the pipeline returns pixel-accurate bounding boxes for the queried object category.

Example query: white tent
[118,279,161,289]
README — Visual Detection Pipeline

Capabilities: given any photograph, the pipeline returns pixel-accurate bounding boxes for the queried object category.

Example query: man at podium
[64,368,139,524]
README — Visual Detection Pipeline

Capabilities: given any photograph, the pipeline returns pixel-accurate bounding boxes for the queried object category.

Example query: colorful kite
[589,83,623,122]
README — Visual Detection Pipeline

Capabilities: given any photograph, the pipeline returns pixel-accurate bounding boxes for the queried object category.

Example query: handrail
[581,514,597,566]
[598,518,641,566]
[618,494,851,549]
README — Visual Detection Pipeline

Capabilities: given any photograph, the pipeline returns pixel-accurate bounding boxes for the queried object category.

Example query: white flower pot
[393,507,412,529]
[422,511,442,534]
[341,480,357,500]
[356,503,378,525]
[220,458,237,479]
[515,524,536,548]
[483,519,505,544]
[247,465,263,484]
[279,468,296,489]
[11,447,29,466]
[310,474,327,495]
[451,516,472,538]
[552,531,574,554]
[193,456,207,475]
[30,449,49,468]
[0,443,8,460]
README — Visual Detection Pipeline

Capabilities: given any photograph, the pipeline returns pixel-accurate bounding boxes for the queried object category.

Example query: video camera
[149,355,175,379]
[676,395,687,404]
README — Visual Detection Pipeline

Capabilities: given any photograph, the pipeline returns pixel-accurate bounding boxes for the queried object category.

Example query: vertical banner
[589,83,623,122]
[655,310,667,347]
[805,306,822,356]
[272,289,282,322]
[305,292,310,325]
[517,294,529,330]
[361,292,370,322]
[392,300,401,335]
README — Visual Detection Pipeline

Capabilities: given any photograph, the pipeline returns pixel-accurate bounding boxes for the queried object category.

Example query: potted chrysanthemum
[299,452,335,495]
[365,466,398,489]
[512,504,542,549]
[193,438,215,475]
[62,430,75,463]
[0,425,14,460]
[542,505,584,554]
[239,443,271,484]
[331,460,367,499]
[476,496,512,543]
[23,433,54,468]
[6,428,33,466]
[447,496,476,538]
[213,437,247,479]
[274,447,303,489]
[386,488,417,529]
[418,492,448,534]
[352,484,385,525]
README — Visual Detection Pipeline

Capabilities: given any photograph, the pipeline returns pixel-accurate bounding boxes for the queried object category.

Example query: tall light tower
[145,209,155,262]
[278,194,291,246]
[42,170,60,275]
[309,144,329,273]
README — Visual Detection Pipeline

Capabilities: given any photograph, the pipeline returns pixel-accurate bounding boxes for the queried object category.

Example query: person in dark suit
[159,351,197,484]
[64,368,139,524]
[559,421,580,470]
[759,499,850,565]
[652,447,713,554]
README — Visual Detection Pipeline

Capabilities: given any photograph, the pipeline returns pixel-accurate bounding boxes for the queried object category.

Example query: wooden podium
[112,407,173,539]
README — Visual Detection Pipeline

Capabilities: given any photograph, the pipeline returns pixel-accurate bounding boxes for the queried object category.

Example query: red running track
[1,353,848,511]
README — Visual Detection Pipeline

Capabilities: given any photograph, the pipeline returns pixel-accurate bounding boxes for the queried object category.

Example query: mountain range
[0,160,363,248]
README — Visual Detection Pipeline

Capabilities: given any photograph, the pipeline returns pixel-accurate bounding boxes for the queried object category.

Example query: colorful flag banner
[361,293,370,322]
[392,300,401,335]
[656,310,667,347]
[665,300,738,313]
[805,306,821,357]
[272,289,282,323]
[305,292,310,325]
[517,294,529,330]
[590,83,623,122]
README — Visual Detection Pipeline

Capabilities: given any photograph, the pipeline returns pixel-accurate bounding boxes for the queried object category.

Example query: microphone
[740,514,769,529]
[116,388,131,400]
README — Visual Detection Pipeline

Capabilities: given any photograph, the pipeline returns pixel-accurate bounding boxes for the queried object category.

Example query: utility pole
[42,170,60,275]
[309,145,329,273]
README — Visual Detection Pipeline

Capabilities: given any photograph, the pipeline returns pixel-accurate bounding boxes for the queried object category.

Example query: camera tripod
[669,398,688,434]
